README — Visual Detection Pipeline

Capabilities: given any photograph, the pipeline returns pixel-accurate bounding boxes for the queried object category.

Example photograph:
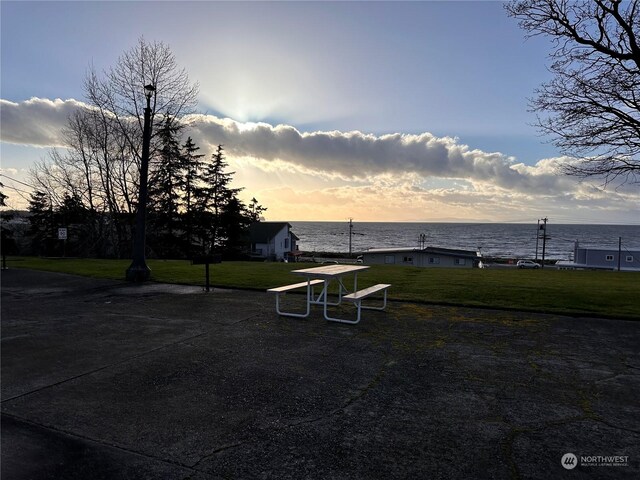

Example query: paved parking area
[2,269,639,479]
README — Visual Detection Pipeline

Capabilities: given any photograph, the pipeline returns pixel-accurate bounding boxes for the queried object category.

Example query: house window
[384,255,395,264]
[403,256,413,263]
[428,257,440,264]
[284,238,289,249]
[605,255,614,261]
[455,258,466,266]
[627,256,634,262]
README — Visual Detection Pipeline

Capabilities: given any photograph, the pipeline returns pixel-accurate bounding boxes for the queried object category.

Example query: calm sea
[289,222,640,260]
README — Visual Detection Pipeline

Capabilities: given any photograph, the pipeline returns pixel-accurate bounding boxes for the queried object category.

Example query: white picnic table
[268,264,390,324]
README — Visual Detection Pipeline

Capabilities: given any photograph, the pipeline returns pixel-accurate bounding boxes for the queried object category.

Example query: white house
[249,222,299,261]
[362,246,481,268]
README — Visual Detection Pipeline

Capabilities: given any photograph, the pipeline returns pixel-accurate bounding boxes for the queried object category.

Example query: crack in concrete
[502,413,596,480]
[190,440,249,470]
[595,370,640,385]
[596,419,640,435]
[443,324,639,480]
[500,378,639,479]
[2,411,211,477]
[189,356,391,470]
[1,330,209,404]
[502,425,531,480]
[2,306,264,405]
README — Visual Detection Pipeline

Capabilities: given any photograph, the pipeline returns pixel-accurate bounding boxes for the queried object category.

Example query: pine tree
[147,115,184,257]
[1,183,17,265]
[180,136,205,256]
[248,197,267,222]
[220,196,251,259]
[0,183,8,208]
[57,193,90,256]
[194,145,243,253]
[58,193,88,224]
[27,191,54,255]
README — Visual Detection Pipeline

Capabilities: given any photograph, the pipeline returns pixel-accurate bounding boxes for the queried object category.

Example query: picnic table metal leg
[274,280,318,318]
[323,295,362,324]
[274,293,310,318]
[311,278,343,306]
[323,277,388,324]
[322,276,363,325]
[360,289,388,311]
[310,280,327,304]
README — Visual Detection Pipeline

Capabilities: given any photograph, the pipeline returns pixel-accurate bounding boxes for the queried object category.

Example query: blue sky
[1,1,638,223]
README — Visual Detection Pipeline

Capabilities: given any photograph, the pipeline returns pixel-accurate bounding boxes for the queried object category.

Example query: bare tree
[506,0,640,186]
[85,37,199,164]
[30,38,199,257]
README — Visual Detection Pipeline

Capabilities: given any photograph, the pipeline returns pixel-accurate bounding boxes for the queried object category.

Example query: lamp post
[126,84,155,282]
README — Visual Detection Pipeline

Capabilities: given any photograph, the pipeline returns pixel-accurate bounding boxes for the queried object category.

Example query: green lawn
[6,256,640,320]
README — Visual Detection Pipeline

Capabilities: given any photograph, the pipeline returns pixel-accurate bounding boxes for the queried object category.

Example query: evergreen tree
[248,197,267,222]
[147,115,184,257]
[180,136,205,255]
[220,197,251,259]
[1,183,17,265]
[194,145,243,253]
[0,183,7,208]
[57,193,90,256]
[58,193,88,224]
[27,191,55,255]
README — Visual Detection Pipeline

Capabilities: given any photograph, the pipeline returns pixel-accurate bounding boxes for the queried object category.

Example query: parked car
[517,259,541,269]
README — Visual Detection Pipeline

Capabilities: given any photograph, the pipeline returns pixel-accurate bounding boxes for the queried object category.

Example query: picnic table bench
[268,264,391,324]
[343,283,391,324]
[267,279,324,318]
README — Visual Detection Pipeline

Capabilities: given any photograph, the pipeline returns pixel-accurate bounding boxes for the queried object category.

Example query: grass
[6,256,640,320]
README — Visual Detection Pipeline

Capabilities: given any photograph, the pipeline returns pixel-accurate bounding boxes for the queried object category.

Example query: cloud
[0,99,570,194]
[185,114,570,195]
[2,97,638,222]
[252,178,636,224]
[0,97,85,147]
[0,167,19,176]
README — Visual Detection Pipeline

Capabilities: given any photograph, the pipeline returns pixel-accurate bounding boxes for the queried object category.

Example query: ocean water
[289,222,640,260]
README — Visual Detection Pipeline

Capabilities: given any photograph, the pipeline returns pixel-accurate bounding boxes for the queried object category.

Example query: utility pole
[618,237,622,272]
[540,217,548,269]
[348,218,353,257]
[419,233,427,250]
[535,219,540,260]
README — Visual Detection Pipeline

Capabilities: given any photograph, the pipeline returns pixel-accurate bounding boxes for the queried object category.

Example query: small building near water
[249,222,300,261]
[362,246,481,268]
[556,245,640,271]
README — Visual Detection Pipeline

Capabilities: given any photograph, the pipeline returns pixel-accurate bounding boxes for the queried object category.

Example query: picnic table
[268,264,390,325]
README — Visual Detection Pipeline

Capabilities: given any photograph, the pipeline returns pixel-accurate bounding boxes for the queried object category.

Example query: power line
[0,174,35,189]
[1,184,31,196]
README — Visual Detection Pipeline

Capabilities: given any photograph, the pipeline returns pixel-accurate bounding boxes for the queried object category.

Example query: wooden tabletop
[291,264,370,278]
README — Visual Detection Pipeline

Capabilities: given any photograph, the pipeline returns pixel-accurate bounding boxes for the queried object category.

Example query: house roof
[424,247,480,258]
[249,222,294,243]
[576,247,640,254]
[365,246,480,258]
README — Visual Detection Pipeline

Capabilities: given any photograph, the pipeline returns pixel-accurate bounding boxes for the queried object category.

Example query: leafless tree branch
[506,0,640,186]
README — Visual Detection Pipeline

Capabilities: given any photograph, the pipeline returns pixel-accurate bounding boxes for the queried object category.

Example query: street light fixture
[126,84,155,282]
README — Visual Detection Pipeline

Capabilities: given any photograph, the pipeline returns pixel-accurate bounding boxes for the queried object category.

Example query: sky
[1,0,639,224]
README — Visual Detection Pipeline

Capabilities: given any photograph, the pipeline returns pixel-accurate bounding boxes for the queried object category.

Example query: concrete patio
[2,268,638,479]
